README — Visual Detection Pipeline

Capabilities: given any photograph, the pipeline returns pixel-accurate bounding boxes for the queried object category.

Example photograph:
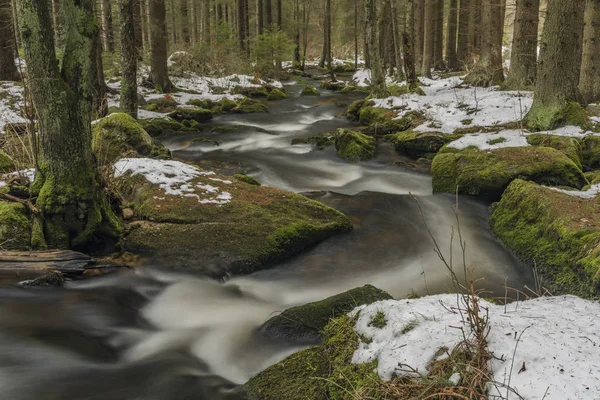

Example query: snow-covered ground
[0,82,27,134]
[549,184,600,199]
[351,68,401,87]
[351,294,600,400]
[0,168,35,188]
[113,158,232,205]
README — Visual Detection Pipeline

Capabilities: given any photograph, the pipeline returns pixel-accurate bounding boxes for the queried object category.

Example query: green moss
[582,135,600,170]
[487,137,506,145]
[527,134,583,169]
[490,179,600,298]
[340,85,371,94]
[92,113,155,163]
[320,80,345,91]
[346,99,367,121]
[0,201,31,250]
[232,98,269,113]
[232,86,269,98]
[386,130,461,159]
[260,285,392,343]
[139,117,187,136]
[369,311,387,329]
[525,101,589,131]
[291,133,334,149]
[432,146,588,198]
[584,170,600,185]
[358,106,389,125]
[335,129,377,162]
[233,174,261,185]
[266,88,287,101]
[245,315,380,400]
[167,107,213,123]
[0,149,15,173]
[300,84,320,96]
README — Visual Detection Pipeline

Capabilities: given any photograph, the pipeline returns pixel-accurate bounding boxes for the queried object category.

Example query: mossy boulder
[320,80,345,91]
[385,130,459,159]
[0,201,31,250]
[266,88,287,101]
[360,111,426,136]
[92,113,165,164]
[233,173,260,186]
[245,315,380,400]
[167,107,213,123]
[259,285,392,344]
[432,146,588,198]
[139,117,190,136]
[525,101,589,132]
[300,85,320,96]
[232,98,269,114]
[146,94,178,111]
[526,134,583,169]
[291,133,335,149]
[345,99,367,121]
[0,149,15,173]
[118,160,352,277]
[335,129,377,162]
[584,170,600,186]
[582,135,600,170]
[490,179,600,298]
[232,86,269,98]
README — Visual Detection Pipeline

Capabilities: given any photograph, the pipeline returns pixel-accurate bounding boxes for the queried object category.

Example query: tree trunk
[391,0,404,80]
[365,0,386,96]
[265,0,272,27]
[301,0,311,68]
[403,0,418,89]
[0,0,19,80]
[414,0,424,72]
[467,0,477,58]
[579,0,600,103]
[456,0,469,66]
[294,0,301,66]
[120,0,138,118]
[257,0,264,34]
[15,0,121,249]
[503,0,539,89]
[168,0,177,45]
[203,0,211,43]
[237,0,245,49]
[276,0,281,27]
[446,0,459,70]
[100,0,114,52]
[134,0,145,58]
[50,0,65,48]
[463,0,504,86]
[433,0,444,69]
[149,0,173,92]
[180,0,190,44]
[319,0,331,68]
[525,0,586,130]
[422,0,434,77]
[93,40,108,118]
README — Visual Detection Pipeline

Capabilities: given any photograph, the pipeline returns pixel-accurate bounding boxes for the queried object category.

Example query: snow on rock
[371,76,533,134]
[548,183,600,199]
[351,294,600,400]
[0,168,35,188]
[113,158,232,205]
[351,68,401,87]
[0,82,27,134]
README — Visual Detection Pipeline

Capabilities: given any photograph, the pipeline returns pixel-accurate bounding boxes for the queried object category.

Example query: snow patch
[0,82,28,134]
[548,183,600,199]
[351,295,600,400]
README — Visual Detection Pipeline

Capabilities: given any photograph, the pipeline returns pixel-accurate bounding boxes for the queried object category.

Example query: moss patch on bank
[0,201,31,250]
[526,134,583,169]
[386,130,462,159]
[490,179,600,298]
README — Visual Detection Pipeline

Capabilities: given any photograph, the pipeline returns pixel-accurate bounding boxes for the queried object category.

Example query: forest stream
[0,81,535,400]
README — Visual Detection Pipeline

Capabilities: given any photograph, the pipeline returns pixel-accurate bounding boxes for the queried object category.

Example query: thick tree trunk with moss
[403,0,418,89]
[446,0,459,70]
[414,0,424,72]
[120,0,138,118]
[579,0,600,103]
[525,0,586,130]
[100,0,114,52]
[16,0,121,249]
[456,0,469,66]
[422,0,434,78]
[149,0,173,92]
[503,0,539,89]
[463,0,504,86]
[365,0,386,96]
[0,0,19,81]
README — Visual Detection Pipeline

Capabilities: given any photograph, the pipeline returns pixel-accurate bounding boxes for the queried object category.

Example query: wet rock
[335,129,377,162]
[259,284,392,344]
[122,208,135,220]
[21,271,65,287]
[490,179,600,298]
[320,80,345,91]
[385,130,460,159]
[432,146,588,198]
[139,117,195,136]
[266,88,287,101]
[231,98,269,114]
[527,134,583,169]
[291,133,334,149]
[168,107,213,123]
[232,86,269,98]
[0,201,31,250]
[300,85,320,96]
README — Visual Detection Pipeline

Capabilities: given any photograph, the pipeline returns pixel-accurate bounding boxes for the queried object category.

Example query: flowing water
[0,80,534,399]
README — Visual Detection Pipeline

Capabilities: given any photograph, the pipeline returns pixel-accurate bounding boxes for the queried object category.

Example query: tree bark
[403,0,418,89]
[134,0,145,58]
[265,0,272,27]
[319,0,331,69]
[257,0,264,34]
[15,0,121,249]
[149,0,173,92]
[414,0,424,72]
[525,0,586,130]
[503,0,539,89]
[294,0,301,66]
[463,0,504,86]
[100,0,114,52]
[456,0,469,66]
[119,0,138,118]
[0,0,19,80]
[446,0,459,70]
[579,0,600,103]
[180,0,190,44]
[203,0,211,43]
[365,0,386,95]
[433,0,444,69]
[467,0,477,58]
[50,0,65,48]
[422,0,434,77]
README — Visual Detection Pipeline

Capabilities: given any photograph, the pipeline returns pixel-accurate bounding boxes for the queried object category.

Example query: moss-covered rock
[245,315,380,400]
[526,134,583,169]
[320,80,346,91]
[0,201,31,250]
[300,85,320,96]
[259,285,392,344]
[432,146,588,198]
[233,173,260,186]
[582,135,600,170]
[232,86,269,98]
[584,170,600,186]
[139,117,189,136]
[119,162,352,277]
[291,133,335,149]
[146,94,178,112]
[232,98,269,114]
[266,88,287,101]
[360,111,426,136]
[335,129,377,162]
[167,107,213,123]
[385,130,460,159]
[525,101,589,132]
[92,113,157,163]
[0,149,15,173]
[490,179,600,298]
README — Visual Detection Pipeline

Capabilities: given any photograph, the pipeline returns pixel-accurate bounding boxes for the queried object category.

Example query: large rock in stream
[259,284,392,344]
[490,179,600,298]
[115,158,352,277]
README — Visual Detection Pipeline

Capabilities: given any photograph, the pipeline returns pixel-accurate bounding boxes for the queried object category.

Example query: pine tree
[445,0,459,70]
[0,0,19,80]
[414,0,424,72]
[503,0,539,89]
[119,0,138,117]
[456,0,470,66]
[579,0,600,103]
[422,0,434,78]
[403,0,418,89]
[365,0,386,96]
[100,0,114,52]
[149,0,173,92]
